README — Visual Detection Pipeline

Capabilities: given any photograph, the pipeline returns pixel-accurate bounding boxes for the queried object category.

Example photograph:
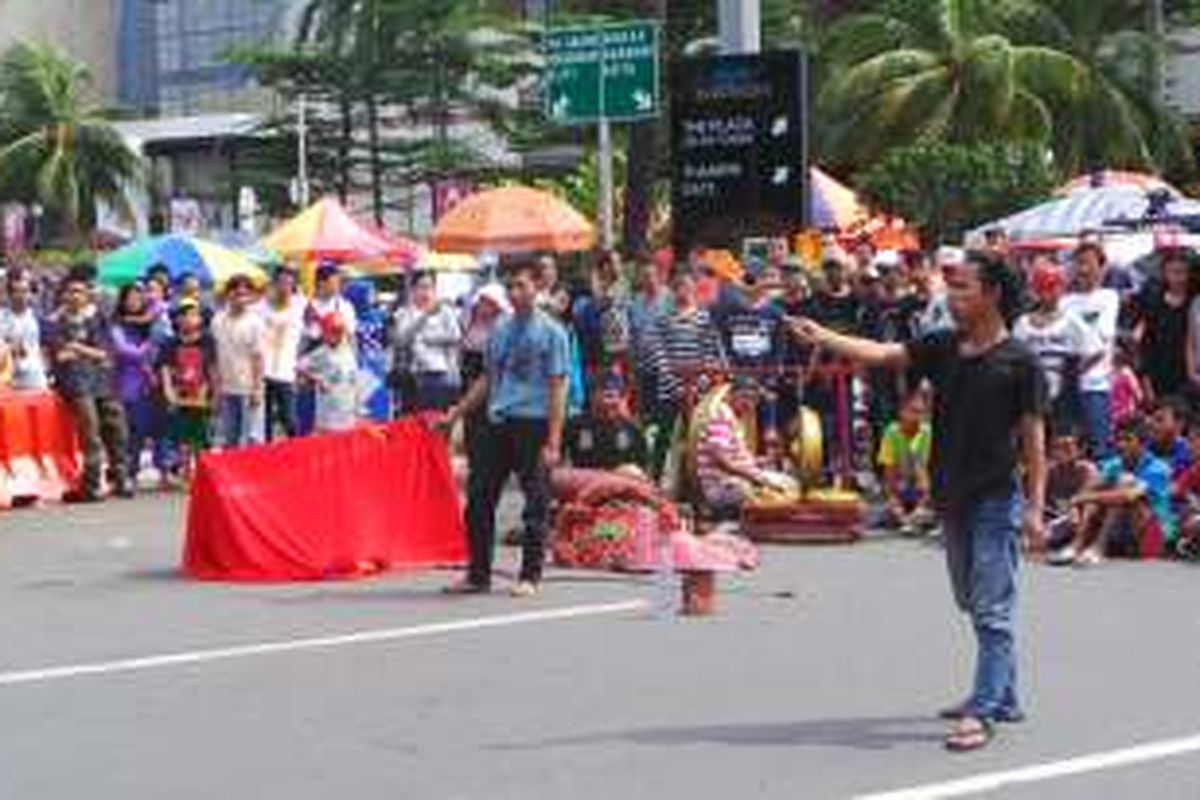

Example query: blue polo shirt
[1100,452,1176,540]
[487,310,570,422]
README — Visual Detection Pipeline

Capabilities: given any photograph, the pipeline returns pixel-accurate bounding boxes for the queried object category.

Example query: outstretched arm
[785,317,910,370]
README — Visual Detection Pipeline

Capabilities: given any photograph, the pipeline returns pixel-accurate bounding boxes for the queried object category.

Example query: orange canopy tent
[261,197,422,268]
[430,186,596,254]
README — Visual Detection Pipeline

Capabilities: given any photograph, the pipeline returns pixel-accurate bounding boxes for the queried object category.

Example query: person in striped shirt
[696,375,796,512]
[643,272,726,477]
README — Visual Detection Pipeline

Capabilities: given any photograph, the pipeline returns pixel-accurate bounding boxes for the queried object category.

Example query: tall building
[117,0,300,115]
[0,0,119,101]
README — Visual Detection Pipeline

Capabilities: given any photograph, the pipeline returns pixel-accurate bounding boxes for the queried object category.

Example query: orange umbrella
[431,186,596,253]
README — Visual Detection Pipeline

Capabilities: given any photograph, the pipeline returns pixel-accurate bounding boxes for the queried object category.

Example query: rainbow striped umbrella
[97,235,268,288]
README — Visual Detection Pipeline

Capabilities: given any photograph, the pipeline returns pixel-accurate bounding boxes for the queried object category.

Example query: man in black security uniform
[788,251,1047,753]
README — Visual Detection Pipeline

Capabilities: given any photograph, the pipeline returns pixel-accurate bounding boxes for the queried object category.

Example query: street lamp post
[718,0,760,55]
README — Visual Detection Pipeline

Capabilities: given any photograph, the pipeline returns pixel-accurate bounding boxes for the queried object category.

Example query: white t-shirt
[1061,288,1119,393]
[301,343,359,432]
[0,306,48,390]
[392,303,463,376]
[212,309,266,396]
[258,295,306,383]
[1013,310,1102,402]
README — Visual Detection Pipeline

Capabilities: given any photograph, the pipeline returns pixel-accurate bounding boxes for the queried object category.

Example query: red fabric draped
[183,420,466,581]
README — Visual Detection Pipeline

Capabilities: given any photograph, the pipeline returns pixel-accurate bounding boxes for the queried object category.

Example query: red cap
[1030,261,1066,297]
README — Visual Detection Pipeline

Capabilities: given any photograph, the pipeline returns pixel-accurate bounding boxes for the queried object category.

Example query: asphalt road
[1,493,1198,800]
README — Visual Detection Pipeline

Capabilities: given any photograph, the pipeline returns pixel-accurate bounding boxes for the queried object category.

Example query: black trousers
[264,379,297,441]
[464,418,551,587]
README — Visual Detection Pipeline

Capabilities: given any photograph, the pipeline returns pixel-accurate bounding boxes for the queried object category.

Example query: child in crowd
[876,389,934,534]
[1050,418,1175,566]
[158,300,216,483]
[1044,426,1099,551]
[1109,342,1143,429]
[299,314,360,434]
[1172,432,1200,559]
[1147,397,1192,478]
[211,275,266,448]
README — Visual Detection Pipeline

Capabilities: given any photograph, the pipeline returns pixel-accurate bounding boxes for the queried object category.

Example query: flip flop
[945,717,995,753]
[940,703,1026,724]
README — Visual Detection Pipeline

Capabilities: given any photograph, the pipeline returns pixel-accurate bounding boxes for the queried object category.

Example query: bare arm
[787,317,910,370]
[444,375,489,427]
[1073,485,1144,507]
[1021,414,1047,515]
[1189,308,1200,382]
[544,375,567,461]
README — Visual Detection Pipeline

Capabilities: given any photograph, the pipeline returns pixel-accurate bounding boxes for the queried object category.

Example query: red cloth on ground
[183,420,466,581]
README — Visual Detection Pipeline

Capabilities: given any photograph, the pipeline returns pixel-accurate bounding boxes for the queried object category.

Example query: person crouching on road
[440,259,570,599]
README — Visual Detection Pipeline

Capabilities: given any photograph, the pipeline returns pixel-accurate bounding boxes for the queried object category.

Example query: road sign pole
[718,0,760,54]
[598,117,615,249]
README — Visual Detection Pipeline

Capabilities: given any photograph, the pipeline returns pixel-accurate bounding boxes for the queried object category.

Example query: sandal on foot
[940,703,1025,724]
[938,701,971,720]
[945,717,995,753]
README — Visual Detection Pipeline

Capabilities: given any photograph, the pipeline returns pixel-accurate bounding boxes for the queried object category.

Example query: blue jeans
[944,488,1023,721]
[123,395,173,478]
[217,394,258,449]
[1080,390,1112,461]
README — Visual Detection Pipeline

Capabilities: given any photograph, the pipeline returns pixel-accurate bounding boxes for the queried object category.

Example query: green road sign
[545,21,660,125]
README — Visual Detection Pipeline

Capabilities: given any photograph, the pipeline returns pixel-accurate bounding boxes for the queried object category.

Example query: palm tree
[999,0,1193,177]
[0,43,140,245]
[815,0,1087,174]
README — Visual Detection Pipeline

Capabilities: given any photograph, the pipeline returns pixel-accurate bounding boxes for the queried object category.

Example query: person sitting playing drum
[695,375,797,514]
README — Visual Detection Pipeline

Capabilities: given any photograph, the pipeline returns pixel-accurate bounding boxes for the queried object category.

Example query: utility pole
[718,0,761,55]
[297,92,311,208]
[598,119,615,249]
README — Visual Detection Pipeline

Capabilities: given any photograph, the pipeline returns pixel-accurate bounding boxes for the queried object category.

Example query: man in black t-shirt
[565,373,647,471]
[788,251,1047,754]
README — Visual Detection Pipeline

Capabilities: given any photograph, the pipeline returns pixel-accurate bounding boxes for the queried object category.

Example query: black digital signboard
[670,51,808,254]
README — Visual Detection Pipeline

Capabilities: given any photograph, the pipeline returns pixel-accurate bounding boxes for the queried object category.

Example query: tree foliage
[817,0,1195,183]
[0,43,140,244]
[856,141,1058,243]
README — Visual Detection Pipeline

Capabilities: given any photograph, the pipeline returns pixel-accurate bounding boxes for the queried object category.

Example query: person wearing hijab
[110,282,172,489]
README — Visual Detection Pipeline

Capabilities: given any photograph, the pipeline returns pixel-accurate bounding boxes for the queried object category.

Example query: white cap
[935,246,966,268]
[472,282,511,314]
[872,250,902,270]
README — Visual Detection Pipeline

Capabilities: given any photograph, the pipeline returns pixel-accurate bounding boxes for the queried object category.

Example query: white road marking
[0,600,647,688]
[855,733,1200,799]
